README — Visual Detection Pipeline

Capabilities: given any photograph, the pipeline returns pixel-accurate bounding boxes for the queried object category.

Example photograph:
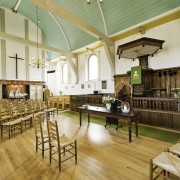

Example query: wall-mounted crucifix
[9,53,24,79]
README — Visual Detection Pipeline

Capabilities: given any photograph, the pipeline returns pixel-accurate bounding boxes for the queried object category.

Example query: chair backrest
[33,116,44,140]
[47,120,60,149]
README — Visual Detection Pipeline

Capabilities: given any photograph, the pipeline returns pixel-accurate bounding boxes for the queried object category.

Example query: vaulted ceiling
[0,0,180,59]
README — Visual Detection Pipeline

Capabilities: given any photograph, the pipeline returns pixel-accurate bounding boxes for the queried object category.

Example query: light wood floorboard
[0,114,179,180]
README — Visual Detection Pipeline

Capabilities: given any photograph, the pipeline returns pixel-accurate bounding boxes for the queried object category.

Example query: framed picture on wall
[81,84,84,89]
[102,80,107,89]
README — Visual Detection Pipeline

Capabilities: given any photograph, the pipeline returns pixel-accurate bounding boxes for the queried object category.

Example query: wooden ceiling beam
[0,31,71,56]
[31,0,115,76]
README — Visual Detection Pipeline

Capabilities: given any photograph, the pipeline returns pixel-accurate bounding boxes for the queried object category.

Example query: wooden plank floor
[0,113,178,180]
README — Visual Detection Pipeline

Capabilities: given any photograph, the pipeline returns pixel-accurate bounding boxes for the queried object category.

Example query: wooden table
[78,106,140,143]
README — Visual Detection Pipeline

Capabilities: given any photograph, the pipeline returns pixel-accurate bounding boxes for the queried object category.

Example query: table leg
[128,120,132,143]
[79,111,82,126]
[135,117,138,137]
[88,113,90,124]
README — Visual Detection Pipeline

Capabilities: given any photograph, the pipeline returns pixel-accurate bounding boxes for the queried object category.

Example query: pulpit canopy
[117,37,165,60]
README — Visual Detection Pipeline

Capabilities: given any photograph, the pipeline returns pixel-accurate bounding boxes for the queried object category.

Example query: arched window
[62,64,68,84]
[88,54,98,80]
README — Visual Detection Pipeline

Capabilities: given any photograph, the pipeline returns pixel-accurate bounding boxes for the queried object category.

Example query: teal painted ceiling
[0,0,180,58]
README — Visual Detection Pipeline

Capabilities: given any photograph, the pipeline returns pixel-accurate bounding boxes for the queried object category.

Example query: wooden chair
[64,97,70,110]
[11,106,22,120]
[1,118,22,139]
[21,115,33,133]
[33,115,49,158]
[47,120,77,171]
[150,152,180,180]
[0,107,11,125]
[44,101,57,118]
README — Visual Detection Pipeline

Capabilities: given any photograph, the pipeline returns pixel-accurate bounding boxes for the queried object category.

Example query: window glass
[89,54,98,80]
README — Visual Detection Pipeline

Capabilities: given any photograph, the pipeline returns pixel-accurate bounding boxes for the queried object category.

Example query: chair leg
[150,159,153,180]
[49,145,52,164]
[42,141,44,158]
[20,121,23,134]
[1,125,3,138]
[75,140,77,164]
[58,148,61,172]
[9,125,11,140]
[36,136,38,153]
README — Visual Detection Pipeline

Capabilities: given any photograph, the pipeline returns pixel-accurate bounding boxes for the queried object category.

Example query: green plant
[171,88,180,98]
[171,88,180,93]
[102,95,116,104]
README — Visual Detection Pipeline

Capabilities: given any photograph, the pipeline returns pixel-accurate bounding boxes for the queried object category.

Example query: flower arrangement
[171,88,180,98]
[102,95,116,104]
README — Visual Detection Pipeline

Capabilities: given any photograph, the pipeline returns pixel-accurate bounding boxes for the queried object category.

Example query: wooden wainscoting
[133,97,180,130]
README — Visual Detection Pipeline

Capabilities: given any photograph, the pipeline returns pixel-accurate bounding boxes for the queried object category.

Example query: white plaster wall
[0,84,2,99]
[37,85,43,100]
[5,10,25,38]
[148,19,180,69]
[45,61,59,95]
[53,62,62,95]
[115,19,180,74]
[3,8,44,81]
[30,85,36,100]
[6,40,26,80]
[55,47,114,95]
[46,72,57,95]
[29,20,42,43]
[0,42,1,79]
[78,53,86,83]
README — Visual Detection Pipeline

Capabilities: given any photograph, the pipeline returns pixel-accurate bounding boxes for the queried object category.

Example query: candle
[124,105,127,111]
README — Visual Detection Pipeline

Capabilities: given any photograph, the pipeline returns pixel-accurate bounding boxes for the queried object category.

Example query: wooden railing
[132,97,180,112]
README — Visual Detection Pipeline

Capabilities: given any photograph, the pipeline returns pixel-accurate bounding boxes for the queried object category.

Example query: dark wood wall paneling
[114,67,180,131]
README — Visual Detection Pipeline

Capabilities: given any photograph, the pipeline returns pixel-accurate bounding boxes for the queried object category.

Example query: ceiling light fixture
[87,0,103,4]
[30,6,45,69]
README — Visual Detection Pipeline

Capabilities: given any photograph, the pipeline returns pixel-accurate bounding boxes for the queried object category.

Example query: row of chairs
[0,99,57,139]
[1,115,33,139]
[34,115,77,172]
[150,142,180,179]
